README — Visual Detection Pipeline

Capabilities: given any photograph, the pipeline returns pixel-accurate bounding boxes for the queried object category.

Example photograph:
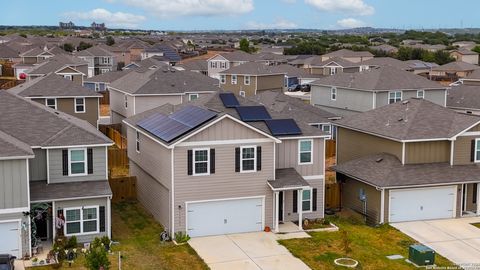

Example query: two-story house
[123,92,329,238]
[334,98,480,224]
[309,57,361,76]
[219,62,286,97]
[76,46,116,77]
[14,46,64,80]
[310,66,448,117]
[320,49,374,63]
[9,73,102,127]
[450,49,479,65]
[430,61,480,82]
[0,91,112,258]
[207,51,257,80]
[25,54,88,84]
[108,67,219,131]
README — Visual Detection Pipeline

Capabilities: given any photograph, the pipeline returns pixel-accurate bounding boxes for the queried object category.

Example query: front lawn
[279,212,456,270]
[28,201,208,270]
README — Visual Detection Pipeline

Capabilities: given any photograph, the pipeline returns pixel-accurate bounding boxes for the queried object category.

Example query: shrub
[174,232,190,243]
[85,237,111,270]
[65,236,78,249]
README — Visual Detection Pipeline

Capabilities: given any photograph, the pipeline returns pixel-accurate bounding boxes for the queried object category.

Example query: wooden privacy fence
[109,176,136,202]
[325,140,336,158]
[108,147,129,170]
[325,183,341,210]
[100,124,127,149]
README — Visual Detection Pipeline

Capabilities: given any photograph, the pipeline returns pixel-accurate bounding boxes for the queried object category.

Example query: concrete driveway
[392,217,480,266]
[188,232,310,270]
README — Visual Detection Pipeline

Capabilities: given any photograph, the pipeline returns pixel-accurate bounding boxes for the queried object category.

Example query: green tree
[106,36,115,46]
[472,46,480,54]
[85,237,111,270]
[61,43,74,52]
[239,38,251,53]
[78,41,93,51]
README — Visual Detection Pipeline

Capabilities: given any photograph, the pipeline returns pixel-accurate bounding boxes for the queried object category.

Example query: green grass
[472,223,480,229]
[279,212,456,270]
[28,201,208,270]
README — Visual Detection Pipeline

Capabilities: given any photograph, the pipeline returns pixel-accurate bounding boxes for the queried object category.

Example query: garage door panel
[390,186,456,223]
[0,221,20,257]
[187,197,263,237]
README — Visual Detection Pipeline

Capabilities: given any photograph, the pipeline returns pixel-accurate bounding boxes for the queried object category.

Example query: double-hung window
[241,146,256,172]
[475,139,480,162]
[299,139,313,164]
[193,149,209,175]
[74,98,85,113]
[45,98,57,110]
[302,188,312,212]
[417,89,424,99]
[69,148,87,176]
[231,74,237,84]
[388,91,402,104]
[95,83,100,92]
[189,93,199,101]
[330,67,337,75]
[331,87,337,101]
[322,124,331,134]
[64,75,73,80]
[102,57,110,64]
[135,131,140,153]
[64,206,99,236]
[244,75,251,85]
[220,61,226,69]
[220,75,226,84]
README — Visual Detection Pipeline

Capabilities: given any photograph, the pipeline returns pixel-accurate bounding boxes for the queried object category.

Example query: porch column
[274,191,279,233]
[298,189,303,230]
[477,183,480,216]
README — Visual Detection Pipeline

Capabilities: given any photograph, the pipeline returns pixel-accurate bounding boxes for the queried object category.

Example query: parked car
[287,84,301,92]
[300,84,311,92]
[0,254,16,270]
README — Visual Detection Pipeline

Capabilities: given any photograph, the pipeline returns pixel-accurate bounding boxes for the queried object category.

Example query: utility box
[409,244,435,266]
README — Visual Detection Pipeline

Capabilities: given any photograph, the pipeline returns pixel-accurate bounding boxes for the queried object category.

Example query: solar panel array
[265,119,302,136]
[138,106,217,142]
[235,106,272,121]
[219,93,240,108]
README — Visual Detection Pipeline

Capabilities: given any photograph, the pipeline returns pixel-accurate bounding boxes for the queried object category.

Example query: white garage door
[0,221,21,257]
[389,186,456,223]
[187,197,263,237]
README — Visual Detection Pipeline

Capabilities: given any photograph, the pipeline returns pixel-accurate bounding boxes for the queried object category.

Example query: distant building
[59,21,75,29]
[91,22,106,31]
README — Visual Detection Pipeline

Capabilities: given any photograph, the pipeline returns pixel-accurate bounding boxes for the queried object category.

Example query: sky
[1,0,480,31]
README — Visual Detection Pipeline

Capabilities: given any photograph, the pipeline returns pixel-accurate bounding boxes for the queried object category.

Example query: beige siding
[337,127,402,164]
[342,178,381,224]
[405,141,450,164]
[256,74,284,92]
[56,98,99,127]
[185,117,266,142]
[173,142,275,233]
[276,138,324,177]
[454,136,476,165]
[221,74,257,97]
[283,178,324,222]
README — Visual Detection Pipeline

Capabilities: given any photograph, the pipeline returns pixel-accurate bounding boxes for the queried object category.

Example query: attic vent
[376,158,383,163]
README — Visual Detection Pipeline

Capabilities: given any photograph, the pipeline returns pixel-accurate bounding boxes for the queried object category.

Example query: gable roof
[0,130,34,158]
[219,62,286,76]
[432,61,480,72]
[453,49,478,56]
[217,51,257,62]
[9,73,101,98]
[447,84,480,110]
[323,49,374,58]
[310,57,358,67]
[360,57,411,70]
[0,43,20,59]
[75,45,115,57]
[84,69,132,83]
[311,66,445,91]
[0,91,111,147]
[26,54,87,75]
[462,68,480,81]
[335,98,480,141]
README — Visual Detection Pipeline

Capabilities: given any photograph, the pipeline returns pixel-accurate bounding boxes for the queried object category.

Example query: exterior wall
[283,178,324,222]
[109,88,134,120]
[465,183,478,212]
[375,89,446,108]
[311,85,374,113]
[185,117,265,142]
[404,141,450,164]
[221,74,257,97]
[342,178,381,224]
[55,197,109,243]
[129,161,170,230]
[0,212,30,257]
[207,55,229,79]
[110,110,124,125]
[0,159,29,210]
[276,138,324,177]
[32,98,99,127]
[454,135,478,165]
[29,149,47,181]
[256,74,285,92]
[337,127,402,164]
[23,57,38,64]
[134,95,182,115]
[48,147,107,183]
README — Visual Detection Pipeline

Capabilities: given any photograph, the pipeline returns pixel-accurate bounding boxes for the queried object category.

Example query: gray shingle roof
[432,61,480,72]
[219,51,257,62]
[268,168,310,189]
[323,49,374,58]
[75,45,115,57]
[0,130,34,158]
[336,98,480,141]
[219,62,287,76]
[30,180,112,202]
[334,153,480,188]
[26,54,87,75]
[177,59,208,71]
[0,44,20,59]
[310,57,358,67]
[9,73,101,98]
[84,70,132,83]
[360,57,411,70]
[311,66,445,90]
[463,69,480,80]
[0,91,111,147]
[447,84,480,110]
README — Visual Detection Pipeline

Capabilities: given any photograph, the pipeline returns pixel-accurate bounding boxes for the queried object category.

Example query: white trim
[462,184,467,214]
[380,189,385,224]
[401,142,405,165]
[135,131,140,153]
[274,191,279,233]
[298,190,303,230]
[477,183,480,216]
[52,201,56,239]
[192,148,210,176]
[452,120,480,139]
[281,135,331,140]
[133,95,136,115]
[177,138,272,147]
[231,74,237,84]
[302,175,324,180]
[459,131,480,137]
[416,89,425,99]
[68,148,88,176]
[188,93,199,101]
[273,141,276,181]
[26,158,31,256]
[107,197,111,239]
[301,187,313,213]
[298,139,313,165]
[0,207,29,214]
[171,148,175,236]
[46,149,50,184]
[240,145,257,173]
[63,205,100,236]
[330,87,337,101]
[104,146,108,179]
[372,91,376,109]
[0,155,34,161]
[322,138,326,216]
[74,97,86,113]
[0,219,22,258]
[24,95,100,99]
[475,139,480,163]
[388,90,402,104]
[244,75,251,85]
[450,140,455,166]
[41,143,113,150]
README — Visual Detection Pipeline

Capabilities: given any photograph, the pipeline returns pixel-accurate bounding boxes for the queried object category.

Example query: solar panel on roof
[219,93,240,108]
[170,105,217,127]
[235,106,272,121]
[265,119,302,136]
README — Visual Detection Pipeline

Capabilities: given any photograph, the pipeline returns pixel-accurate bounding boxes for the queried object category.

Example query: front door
[278,191,284,223]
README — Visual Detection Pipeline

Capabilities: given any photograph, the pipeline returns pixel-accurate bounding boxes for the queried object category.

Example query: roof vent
[402,100,410,105]
[376,158,383,163]
[171,83,175,87]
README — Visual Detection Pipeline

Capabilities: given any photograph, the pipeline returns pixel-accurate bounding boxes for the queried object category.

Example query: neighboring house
[0,91,112,258]
[140,44,182,65]
[271,64,323,86]
[453,41,477,51]
[122,56,168,70]
[369,44,399,54]
[255,52,289,66]
[360,57,412,71]
[123,92,329,238]
[9,73,102,127]
[404,60,439,75]
[310,66,448,117]
[108,67,220,128]
[309,57,361,76]
[218,62,286,97]
[430,61,480,82]
[207,51,257,79]
[320,49,374,63]
[83,70,131,93]
[447,84,480,115]
[75,46,116,77]
[450,49,479,65]
[25,54,88,84]
[461,69,480,86]
[0,43,21,62]
[175,59,208,75]
[334,98,480,224]
[14,46,63,79]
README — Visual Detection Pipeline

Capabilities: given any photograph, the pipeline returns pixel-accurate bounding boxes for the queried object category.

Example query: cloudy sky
[1,0,479,30]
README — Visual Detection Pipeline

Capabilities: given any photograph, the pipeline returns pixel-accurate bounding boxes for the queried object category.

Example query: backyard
[279,211,456,270]
[28,201,208,270]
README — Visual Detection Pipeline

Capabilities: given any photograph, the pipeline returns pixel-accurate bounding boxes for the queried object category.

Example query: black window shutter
[235,147,240,172]
[313,188,318,211]
[62,150,68,175]
[87,148,93,174]
[210,149,215,174]
[187,150,193,175]
[293,190,298,213]
[256,146,262,171]
[99,206,106,232]
[471,140,476,162]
